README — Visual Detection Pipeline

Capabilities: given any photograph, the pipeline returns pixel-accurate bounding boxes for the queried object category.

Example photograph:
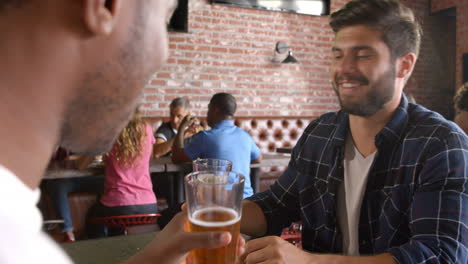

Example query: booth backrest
[144,116,315,154]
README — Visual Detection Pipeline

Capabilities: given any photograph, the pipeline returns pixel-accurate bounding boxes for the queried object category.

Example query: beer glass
[185,171,244,264]
[192,158,233,172]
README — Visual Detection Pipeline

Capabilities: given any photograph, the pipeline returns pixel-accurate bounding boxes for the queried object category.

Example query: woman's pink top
[100,122,157,207]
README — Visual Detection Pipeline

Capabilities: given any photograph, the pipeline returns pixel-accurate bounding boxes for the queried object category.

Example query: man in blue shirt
[172,93,262,198]
[239,1,468,264]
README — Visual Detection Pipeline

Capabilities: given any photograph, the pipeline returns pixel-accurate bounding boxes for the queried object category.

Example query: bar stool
[88,213,161,235]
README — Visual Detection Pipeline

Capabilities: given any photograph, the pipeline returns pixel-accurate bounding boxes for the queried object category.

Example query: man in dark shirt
[240,1,468,263]
[153,97,198,158]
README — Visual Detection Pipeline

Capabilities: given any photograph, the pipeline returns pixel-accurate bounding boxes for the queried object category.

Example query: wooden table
[61,232,155,264]
[43,160,167,180]
[43,153,291,206]
[250,153,290,168]
[276,147,293,154]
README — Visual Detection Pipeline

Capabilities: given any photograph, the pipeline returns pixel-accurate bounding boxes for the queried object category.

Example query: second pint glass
[192,158,233,172]
[184,171,244,264]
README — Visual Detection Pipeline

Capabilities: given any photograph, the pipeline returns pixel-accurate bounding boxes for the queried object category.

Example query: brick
[140,0,462,119]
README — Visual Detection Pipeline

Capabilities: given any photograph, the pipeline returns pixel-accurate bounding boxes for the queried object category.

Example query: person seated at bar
[41,148,104,242]
[153,97,199,158]
[454,82,468,134]
[172,93,262,198]
[239,1,468,263]
[152,97,199,209]
[88,109,158,237]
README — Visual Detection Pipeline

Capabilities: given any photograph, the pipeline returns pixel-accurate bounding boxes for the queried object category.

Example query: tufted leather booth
[145,116,313,154]
[145,116,315,192]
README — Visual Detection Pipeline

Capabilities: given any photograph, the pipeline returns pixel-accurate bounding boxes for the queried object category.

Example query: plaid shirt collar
[331,94,410,149]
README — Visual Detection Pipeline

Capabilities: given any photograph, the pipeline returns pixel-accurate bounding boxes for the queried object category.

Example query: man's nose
[337,55,358,75]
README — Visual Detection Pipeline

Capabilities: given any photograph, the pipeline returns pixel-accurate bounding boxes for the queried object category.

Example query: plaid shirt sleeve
[388,131,468,263]
[246,121,316,236]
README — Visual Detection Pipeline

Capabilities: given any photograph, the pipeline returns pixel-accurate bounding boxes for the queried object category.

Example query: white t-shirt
[336,136,376,256]
[0,165,72,263]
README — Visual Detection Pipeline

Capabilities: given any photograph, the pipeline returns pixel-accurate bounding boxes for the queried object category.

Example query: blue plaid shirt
[248,95,468,263]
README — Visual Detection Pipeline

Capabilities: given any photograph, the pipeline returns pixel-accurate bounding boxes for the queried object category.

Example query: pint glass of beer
[192,158,233,172]
[185,171,244,264]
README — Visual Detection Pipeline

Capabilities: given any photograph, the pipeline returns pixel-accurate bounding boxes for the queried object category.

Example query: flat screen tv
[211,0,330,16]
[168,0,188,32]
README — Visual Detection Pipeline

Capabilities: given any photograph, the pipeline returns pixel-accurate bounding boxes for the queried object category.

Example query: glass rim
[185,170,245,185]
[192,158,233,164]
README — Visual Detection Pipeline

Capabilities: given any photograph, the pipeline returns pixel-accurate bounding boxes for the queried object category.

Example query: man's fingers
[180,231,232,252]
[169,211,188,226]
[237,236,246,256]
[180,203,187,212]
[243,236,274,254]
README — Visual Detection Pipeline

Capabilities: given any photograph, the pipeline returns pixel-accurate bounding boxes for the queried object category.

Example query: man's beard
[333,66,396,117]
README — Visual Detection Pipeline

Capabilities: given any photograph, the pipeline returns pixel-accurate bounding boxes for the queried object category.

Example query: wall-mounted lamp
[273,41,299,64]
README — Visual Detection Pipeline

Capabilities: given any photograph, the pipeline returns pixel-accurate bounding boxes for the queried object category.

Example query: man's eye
[356,54,371,59]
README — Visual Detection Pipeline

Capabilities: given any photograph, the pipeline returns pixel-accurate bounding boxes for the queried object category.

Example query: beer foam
[198,173,228,184]
[190,207,240,227]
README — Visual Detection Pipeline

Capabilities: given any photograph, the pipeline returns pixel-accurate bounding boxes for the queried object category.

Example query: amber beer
[188,206,241,264]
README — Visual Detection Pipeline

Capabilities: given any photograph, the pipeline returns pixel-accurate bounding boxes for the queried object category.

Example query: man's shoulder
[407,104,465,141]
[156,122,174,136]
[234,126,254,137]
[302,111,343,134]
[156,122,171,131]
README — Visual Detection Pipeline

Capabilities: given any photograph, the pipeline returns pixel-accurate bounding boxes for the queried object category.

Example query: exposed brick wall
[141,0,460,119]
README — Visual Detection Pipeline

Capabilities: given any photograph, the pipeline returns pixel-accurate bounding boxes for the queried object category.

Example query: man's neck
[0,93,61,189]
[348,98,401,157]
[210,117,233,128]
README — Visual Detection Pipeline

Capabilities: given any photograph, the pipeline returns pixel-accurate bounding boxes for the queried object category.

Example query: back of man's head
[329,0,422,59]
[170,97,190,110]
[210,93,237,117]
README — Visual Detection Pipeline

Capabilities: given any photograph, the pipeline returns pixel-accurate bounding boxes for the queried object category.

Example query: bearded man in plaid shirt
[239,1,468,263]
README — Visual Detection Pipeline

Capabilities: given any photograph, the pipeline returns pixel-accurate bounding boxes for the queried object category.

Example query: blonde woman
[88,109,157,237]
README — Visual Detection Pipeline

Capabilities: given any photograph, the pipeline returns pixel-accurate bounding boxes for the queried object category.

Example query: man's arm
[251,154,262,164]
[171,147,191,163]
[124,212,233,264]
[240,200,267,237]
[386,136,468,263]
[241,237,396,264]
[171,115,196,163]
[75,155,94,170]
[153,137,175,158]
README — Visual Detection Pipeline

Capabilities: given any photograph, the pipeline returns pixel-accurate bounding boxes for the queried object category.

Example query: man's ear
[82,0,121,35]
[396,52,417,79]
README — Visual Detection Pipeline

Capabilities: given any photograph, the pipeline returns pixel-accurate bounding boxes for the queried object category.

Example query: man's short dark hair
[170,97,190,110]
[454,83,468,112]
[330,0,422,59]
[210,93,237,117]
